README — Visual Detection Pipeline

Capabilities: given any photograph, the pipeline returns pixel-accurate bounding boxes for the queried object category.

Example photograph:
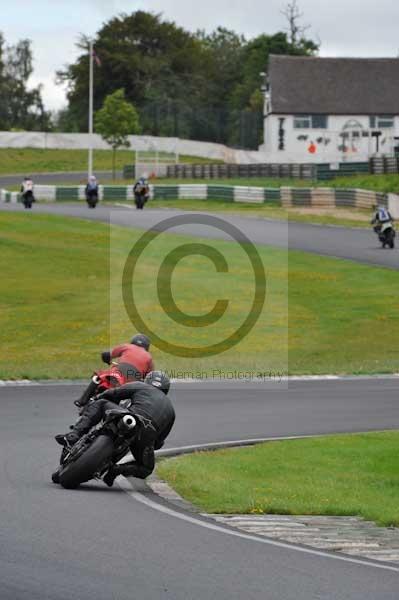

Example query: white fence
[0,132,269,165]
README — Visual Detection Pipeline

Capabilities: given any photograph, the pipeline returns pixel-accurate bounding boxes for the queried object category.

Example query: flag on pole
[92,48,101,67]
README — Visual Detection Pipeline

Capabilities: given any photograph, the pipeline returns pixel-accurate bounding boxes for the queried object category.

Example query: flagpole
[88,39,94,178]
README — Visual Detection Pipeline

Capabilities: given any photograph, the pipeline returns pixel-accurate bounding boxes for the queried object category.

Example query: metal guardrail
[125,161,376,181]
[370,156,399,174]
[123,163,317,180]
[0,185,387,209]
[167,163,316,180]
[316,162,370,181]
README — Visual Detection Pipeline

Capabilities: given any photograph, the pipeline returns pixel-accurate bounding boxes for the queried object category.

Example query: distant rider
[85,175,99,207]
[20,176,35,202]
[56,371,175,486]
[75,333,154,408]
[371,205,393,233]
[133,176,150,209]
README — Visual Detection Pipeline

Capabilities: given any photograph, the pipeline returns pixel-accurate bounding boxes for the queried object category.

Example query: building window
[294,115,327,129]
[294,115,311,128]
[369,115,394,128]
[312,115,328,129]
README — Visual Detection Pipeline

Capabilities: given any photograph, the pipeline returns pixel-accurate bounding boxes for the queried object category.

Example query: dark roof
[269,55,399,115]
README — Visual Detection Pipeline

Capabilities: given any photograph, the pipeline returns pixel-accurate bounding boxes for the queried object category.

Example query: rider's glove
[101,351,111,364]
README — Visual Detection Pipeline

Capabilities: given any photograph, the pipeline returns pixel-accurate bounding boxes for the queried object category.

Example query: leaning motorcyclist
[371,205,393,233]
[75,333,154,408]
[56,371,175,486]
[20,176,35,201]
[133,176,150,209]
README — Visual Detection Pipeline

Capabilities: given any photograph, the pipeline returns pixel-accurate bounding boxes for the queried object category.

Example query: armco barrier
[178,185,207,200]
[0,189,19,203]
[281,187,387,209]
[124,162,317,180]
[165,162,316,180]
[316,162,369,181]
[370,156,399,175]
[0,185,388,209]
[151,160,374,181]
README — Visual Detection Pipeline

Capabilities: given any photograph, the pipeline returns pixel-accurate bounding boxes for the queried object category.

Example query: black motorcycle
[85,189,98,209]
[52,407,138,489]
[134,184,149,210]
[378,221,396,249]
[22,190,34,209]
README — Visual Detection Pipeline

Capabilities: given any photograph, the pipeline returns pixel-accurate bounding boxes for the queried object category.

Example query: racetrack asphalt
[1,201,397,269]
[1,379,399,600]
[1,204,399,597]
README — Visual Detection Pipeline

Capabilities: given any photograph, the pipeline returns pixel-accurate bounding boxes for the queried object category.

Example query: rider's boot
[55,412,93,447]
[103,465,121,487]
[55,432,80,447]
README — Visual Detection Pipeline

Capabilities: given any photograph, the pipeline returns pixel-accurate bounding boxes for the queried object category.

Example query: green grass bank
[1,212,399,378]
[0,148,220,175]
[157,431,399,527]
[132,199,372,228]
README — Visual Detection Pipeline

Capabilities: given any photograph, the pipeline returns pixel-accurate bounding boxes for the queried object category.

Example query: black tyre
[86,196,98,208]
[51,469,60,484]
[59,435,114,489]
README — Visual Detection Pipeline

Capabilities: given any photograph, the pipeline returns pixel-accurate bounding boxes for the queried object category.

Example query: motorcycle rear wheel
[59,435,114,489]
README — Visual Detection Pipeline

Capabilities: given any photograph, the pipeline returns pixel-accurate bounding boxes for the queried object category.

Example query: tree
[57,10,319,148]
[0,33,50,130]
[57,12,209,133]
[95,88,140,179]
[198,27,245,103]
[281,0,319,54]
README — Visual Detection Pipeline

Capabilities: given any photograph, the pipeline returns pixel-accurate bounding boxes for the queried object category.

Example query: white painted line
[157,435,325,456]
[118,477,399,573]
[2,373,399,386]
[0,379,40,386]
[115,203,134,209]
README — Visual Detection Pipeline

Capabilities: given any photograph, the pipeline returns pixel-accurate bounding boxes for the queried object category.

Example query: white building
[260,55,399,164]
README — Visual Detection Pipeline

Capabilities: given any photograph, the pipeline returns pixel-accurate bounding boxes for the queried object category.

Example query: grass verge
[160,173,399,193]
[102,173,399,193]
[0,148,221,175]
[137,199,372,228]
[156,431,399,527]
[1,212,399,378]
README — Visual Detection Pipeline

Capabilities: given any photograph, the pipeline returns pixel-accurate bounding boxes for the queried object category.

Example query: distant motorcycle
[377,221,395,249]
[22,190,34,209]
[134,181,150,210]
[85,189,98,209]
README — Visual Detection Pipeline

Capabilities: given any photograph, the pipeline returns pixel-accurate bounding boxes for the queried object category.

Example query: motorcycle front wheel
[59,435,114,489]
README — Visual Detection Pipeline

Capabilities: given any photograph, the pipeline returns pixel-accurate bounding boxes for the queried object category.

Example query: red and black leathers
[106,343,154,379]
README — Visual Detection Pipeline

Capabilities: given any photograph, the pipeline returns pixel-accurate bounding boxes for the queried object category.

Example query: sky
[3,0,399,111]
